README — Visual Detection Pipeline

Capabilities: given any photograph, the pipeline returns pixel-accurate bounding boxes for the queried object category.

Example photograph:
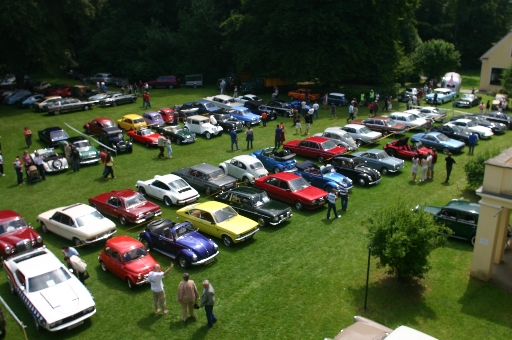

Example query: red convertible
[88,189,162,225]
[157,108,178,126]
[127,128,160,148]
[283,136,347,162]
[84,117,116,135]
[254,172,327,211]
[383,137,431,159]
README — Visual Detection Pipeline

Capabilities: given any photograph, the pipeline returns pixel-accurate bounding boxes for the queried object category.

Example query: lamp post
[364,242,373,311]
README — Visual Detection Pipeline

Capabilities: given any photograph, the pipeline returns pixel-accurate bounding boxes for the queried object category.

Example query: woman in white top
[420,155,429,182]
[411,153,419,182]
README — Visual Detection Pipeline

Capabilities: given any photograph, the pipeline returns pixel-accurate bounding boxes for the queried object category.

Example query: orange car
[287,88,320,101]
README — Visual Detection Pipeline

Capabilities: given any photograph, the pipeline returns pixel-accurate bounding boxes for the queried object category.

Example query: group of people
[274,122,286,149]
[325,177,350,220]
[411,150,437,183]
[157,133,173,159]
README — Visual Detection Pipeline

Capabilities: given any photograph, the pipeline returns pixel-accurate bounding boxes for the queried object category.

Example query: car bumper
[134,211,162,224]
[83,230,117,244]
[268,212,293,225]
[46,309,96,332]
[192,251,220,266]
[80,157,100,165]
[180,138,196,144]
[235,228,260,242]
[176,195,200,205]
[368,178,381,185]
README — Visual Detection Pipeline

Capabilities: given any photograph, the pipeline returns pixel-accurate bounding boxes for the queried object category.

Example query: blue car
[425,88,457,105]
[20,93,45,108]
[250,147,297,173]
[410,132,465,154]
[295,160,353,192]
[289,100,310,111]
[226,106,261,126]
[326,93,348,106]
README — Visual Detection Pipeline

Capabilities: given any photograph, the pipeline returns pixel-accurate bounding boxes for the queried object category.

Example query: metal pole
[364,243,372,311]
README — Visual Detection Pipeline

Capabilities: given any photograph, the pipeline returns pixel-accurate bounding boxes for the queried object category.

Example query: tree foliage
[367,200,451,280]
[464,147,502,188]
[500,62,512,95]
[412,39,461,80]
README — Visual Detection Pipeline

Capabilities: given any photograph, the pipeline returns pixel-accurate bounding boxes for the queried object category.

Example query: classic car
[421,200,480,246]
[138,218,219,268]
[98,236,158,289]
[59,136,100,164]
[383,136,431,159]
[176,201,259,247]
[127,128,160,147]
[179,100,219,116]
[183,115,223,139]
[20,93,45,108]
[351,149,405,175]
[326,93,348,106]
[172,163,237,196]
[33,96,62,112]
[410,132,466,154]
[249,147,298,173]
[266,100,294,117]
[0,210,44,260]
[289,100,310,111]
[38,126,70,147]
[70,85,97,100]
[340,124,382,147]
[244,100,277,121]
[30,148,69,172]
[32,81,52,92]
[235,94,264,104]
[254,172,327,210]
[142,111,165,128]
[219,155,269,185]
[388,112,429,130]
[136,174,200,206]
[453,93,482,108]
[425,88,457,104]
[492,93,509,110]
[46,84,72,98]
[449,119,493,139]
[157,108,179,126]
[226,106,261,126]
[313,128,358,151]
[88,92,110,105]
[84,117,116,135]
[403,109,435,124]
[89,189,162,225]
[463,115,507,134]
[146,75,180,89]
[287,88,320,101]
[117,114,147,131]
[484,111,512,129]
[98,127,133,154]
[283,136,347,163]
[154,125,196,144]
[351,116,407,135]
[4,247,96,331]
[211,112,245,132]
[396,87,418,102]
[37,203,117,246]
[47,98,94,115]
[295,160,354,191]
[327,156,382,186]
[89,73,115,85]
[215,187,292,227]
[431,124,472,144]
[99,92,137,107]
[204,94,240,110]
[418,106,447,121]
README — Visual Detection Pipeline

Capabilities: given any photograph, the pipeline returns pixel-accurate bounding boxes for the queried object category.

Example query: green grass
[0,77,511,340]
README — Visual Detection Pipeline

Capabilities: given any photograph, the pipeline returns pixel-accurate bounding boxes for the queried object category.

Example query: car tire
[386,149,396,157]
[8,281,15,295]
[273,167,280,174]
[140,237,152,250]
[178,255,190,268]
[380,167,388,175]
[119,215,128,226]
[33,316,41,332]
[317,155,325,163]
[164,196,173,207]
[356,140,364,147]
[245,122,251,128]
[222,235,233,247]
[205,187,212,196]
[358,178,367,186]
[242,177,251,186]
[257,217,266,227]
[129,136,134,142]
[73,237,83,246]
[205,132,211,139]
[126,277,134,290]
[138,187,146,195]
[84,105,90,111]
[100,261,108,272]
[176,138,181,145]
[145,142,150,148]
[294,201,304,211]
[442,147,450,155]
[112,101,117,107]
[131,98,135,103]
[40,222,49,233]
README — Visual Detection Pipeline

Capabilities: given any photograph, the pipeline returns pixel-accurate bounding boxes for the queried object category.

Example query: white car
[184,115,223,139]
[449,119,494,139]
[219,155,269,185]
[30,148,69,173]
[341,124,382,147]
[314,128,358,151]
[388,112,429,130]
[418,106,447,121]
[136,174,200,206]
[234,94,263,104]
[204,94,240,109]
[4,247,96,332]
[37,203,117,246]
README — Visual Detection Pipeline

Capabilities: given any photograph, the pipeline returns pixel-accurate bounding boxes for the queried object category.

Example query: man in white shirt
[312,102,319,119]
[148,263,173,315]
[209,114,217,126]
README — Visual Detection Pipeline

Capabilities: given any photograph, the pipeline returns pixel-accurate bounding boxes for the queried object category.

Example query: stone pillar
[493,209,510,264]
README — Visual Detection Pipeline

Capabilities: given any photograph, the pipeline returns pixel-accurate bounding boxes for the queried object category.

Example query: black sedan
[266,100,294,117]
[432,124,471,144]
[327,155,381,186]
[215,187,292,227]
[452,94,482,108]
[99,92,137,107]
[172,163,238,196]
[38,127,70,147]
[212,112,245,132]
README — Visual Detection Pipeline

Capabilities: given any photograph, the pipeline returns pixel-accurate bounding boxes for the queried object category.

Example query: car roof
[122,114,143,119]
[0,210,23,223]
[231,155,260,163]
[144,111,161,117]
[454,118,471,122]
[59,203,95,217]
[94,117,114,123]
[187,115,209,121]
[103,127,123,133]
[329,92,345,96]
[44,126,64,132]
[344,124,366,129]
[230,106,249,111]
[226,186,266,196]
[106,189,139,199]
[268,172,301,181]
[67,136,88,143]
[304,136,329,143]
[364,149,387,154]
[154,174,183,182]
[189,201,229,212]
[213,95,234,100]
[105,235,144,253]
[191,163,221,173]
[444,200,480,213]
[13,248,62,278]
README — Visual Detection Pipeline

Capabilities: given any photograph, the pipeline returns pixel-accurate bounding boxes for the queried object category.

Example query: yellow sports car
[117,114,147,131]
[176,201,259,247]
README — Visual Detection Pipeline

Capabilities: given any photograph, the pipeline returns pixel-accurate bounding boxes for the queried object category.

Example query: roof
[268,172,301,181]
[191,163,221,173]
[121,114,143,119]
[231,155,261,164]
[226,186,266,196]
[304,136,329,143]
[445,200,480,213]
[103,126,123,133]
[480,30,512,59]
[154,174,183,182]
[187,115,209,121]
[105,235,144,253]
[344,124,366,129]
[0,210,22,223]
[67,136,88,143]
[60,203,95,217]
[329,92,345,96]
[13,248,62,278]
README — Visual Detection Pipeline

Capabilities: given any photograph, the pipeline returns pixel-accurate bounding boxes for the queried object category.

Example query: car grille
[16,239,33,254]
[53,307,96,329]
[239,228,257,239]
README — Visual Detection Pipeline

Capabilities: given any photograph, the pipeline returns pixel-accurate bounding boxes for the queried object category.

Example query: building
[478,30,512,93]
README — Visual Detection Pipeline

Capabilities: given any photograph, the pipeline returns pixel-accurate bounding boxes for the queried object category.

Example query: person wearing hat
[157,133,166,159]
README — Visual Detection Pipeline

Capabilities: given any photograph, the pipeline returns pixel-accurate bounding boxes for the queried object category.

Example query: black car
[38,126,70,147]
[212,112,245,132]
[327,155,381,186]
[172,163,238,196]
[266,100,294,117]
[452,94,482,108]
[154,125,196,145]
[244,100,277,121]
[99,127,133,153]
[432,125,471,144]
[179,100,219,116]
[484,111,512,129]
[215,187,293,227]
[99,92,137,107]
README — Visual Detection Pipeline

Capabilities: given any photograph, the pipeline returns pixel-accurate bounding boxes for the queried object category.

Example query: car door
[103,196,122,218]
[148,180,170,200]
[108,250,125,279]
[227,160,242,178]
[455,212,477,241]
[187,209,216,237]
[437,209,459,236]
[50,212,76,240]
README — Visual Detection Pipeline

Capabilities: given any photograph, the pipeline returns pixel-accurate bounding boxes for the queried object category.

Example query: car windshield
[125,193,147,209]
[289,177,310,191]
[436,133,449,141]
[204,102,216,109]
[213,206,238,223]
[360,127,372,134]
[75,210,104,227]
[169,179,189,190]
[387,119,398,126]
[411,114,421,120]
[321,165,336,174]
[249,161,264,170]
[450,125,462,132]
[133,118,144,124]
[174,224,196,238]
[74,141,91,149]
[0,218,27,234]
[109,132,124,139]
[253,192,271,206]
[28,267,71,293]
[467,121,476,127]
[207,170,224,180]
[353,158,365,166]
[218,114,231,120]
[103,120,115,127]
[50,130,68,139]
[39,149,57,157]
[320,140,337,150]
[123,247,148,263]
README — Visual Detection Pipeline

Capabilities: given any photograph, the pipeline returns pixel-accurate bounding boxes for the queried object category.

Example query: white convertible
[4,247,96,332]
[219,155,268,185]
[135,174,200,206]
[37,203,117,246]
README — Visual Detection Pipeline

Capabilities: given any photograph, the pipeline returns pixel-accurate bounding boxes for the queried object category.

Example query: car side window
[107,197,120,207]
[440,209,456,219]
[299,141,308,147]
[112,251,122,262]
[51,211,63,222]
[230,193,241,203]
[201,212,214,223]
[267,177,279,187]
[16,270,26,287]
[458,212,475,224]
[104,247,111,256]
[60,214,75,227]
[279,181,289,190]
[310,143,319,149]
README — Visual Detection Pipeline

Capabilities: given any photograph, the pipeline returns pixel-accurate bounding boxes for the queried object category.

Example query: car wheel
[176,138,181,145]
[205,187,212,196]
[119,215,128,226]
[29,104,34,109]
[126,277,134,290]
[129,136,134,142]
[100,261,108,272]
[40,222,49,233]
[73,237,83,246]
[294,201,304,211]
[145,141,150,148]
[356,139,364,147]
[317,155,325,163]
[178,255,190,268]
[242,177,251,186]
[193,85,197,89]
[257,217,266,227]
[118,124,122,129]
[131,98,135,103]
[8,281,15,295]
[0,327,5,339]
[273,167,280,174]
[380,167,388,175]
[84,105,89,111]
[205,132,211,139]
[164,196,173,207]
[442,147,450,155]
[471,235,476,246]
[33,316,41,332]
[386,149,396,157]
[245,122,251,128]
[358,178,367,186]
[222,235,233,247]
[183,126,189,131]
[169,85,174,89]
[138,187,147,195]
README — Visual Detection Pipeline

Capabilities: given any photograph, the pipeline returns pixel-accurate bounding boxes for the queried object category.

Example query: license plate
[67,321,84,330]
[204,258,215,265]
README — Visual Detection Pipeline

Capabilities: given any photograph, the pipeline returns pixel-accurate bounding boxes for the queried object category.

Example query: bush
[464,147,502,188]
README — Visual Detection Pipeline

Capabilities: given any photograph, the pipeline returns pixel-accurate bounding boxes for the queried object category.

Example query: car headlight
[5,247,11,254]
[49,320,63,328]
[311,199,318,205]
[138,274,142,280]
[191,254,198,261]
[212,242,218,251]
[272,216,278,222]
[36,236,43,243]
[84,306,95,314]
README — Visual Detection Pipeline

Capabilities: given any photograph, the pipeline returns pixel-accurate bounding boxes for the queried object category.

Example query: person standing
[245,126,254,149]
[429,149,437,180]
[420,154,429,182]
[373,100,379,117]
[230,128,239,151]
[338,178,349,212]
[382,95,389,112]
[33,152,46,180]
[165,137,172,158]
[411,153,419,183]
[331,103,337,119]
[368,102,374,117]
[198,280,217,328]
[274,86,279,99]
[23,127,32,148]
[209,114,217,126]
[312,101,319,120]
[369,89,375,103]
[219,79,226,94]
[71,145,80,172]
[353,99,359,117]
[300,100,307,116]
[347,102,355,122]
[323,93,328,110]
[13,156,23,186]
[103,152,115,180]
[445,153,456,183]
[468,132,477,155]
[62,245,79,258]
[279,122,286,145]
[233,86,238,98]
[157,134,166,158]
[360,93,365,106]
[177,273,200,322]
[326,188,340,220]
[148,263,174,315]
[145,91,151,108]
[0,152,4,177]
[261,111,267,127]
[485,100,490,114]
[433,92,438,106]
[304,111,312,135]
[294,115,302,135]
[100,148,108,178]
[478,102,485,114]
[275,125,282,149]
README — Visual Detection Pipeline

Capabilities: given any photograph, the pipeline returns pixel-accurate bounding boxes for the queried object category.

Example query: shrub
[464,147,502,188]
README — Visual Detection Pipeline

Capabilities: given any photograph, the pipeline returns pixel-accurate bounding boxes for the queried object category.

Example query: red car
[84,117,116,135]
[283,136,347,162]
[147,75,180,89]
[98,236,158,289]
[254,172,327,211]
[0,210,44,260]
[42,84,71,97]
[157,108,178,126]
[383,136,431,159]
[127,128,160,147]
[88,189,162,226]
[287,88,320,101]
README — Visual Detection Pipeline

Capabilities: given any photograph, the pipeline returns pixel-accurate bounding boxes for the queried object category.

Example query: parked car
[403,109,435,125]
[283,136,347,163]
[99,92,137,107]
[142,111,165,128]
[449,119,493,139]
[341,124,383,147]
[179,100,219,116]
[138,219,219,268]
[244,100,277,121]
[313,128,358,151]
[3,90,31,105]
[32,81,51,92]
[351,149,405,175]
[30,148,69,172]
[425,88,457,104]
[235,94,264,104]
[98,236,158,289]
[89,73,115,85]
[204,94,240,110]
[43,84,71,97]
[20,93,45,108]
[383,136,431,159]
[327,155,382,186]
[410,132,466,154]
[70,85,97,100]
[215,187,292,227]
[183,115,223,139]
[326,93,349,106]
[211,112,245,132]
[99,127,133,154]
[249,147,298,173]
[0,210,43,260]
[60,136,101,164]
[33,96,62,112]
[88,92,110,105]
[265,100,293,117]
[431,124,472,144]
[37,203,117,246]
[146,75,180,89]
[492,93,508,110]
[38,127,69,147]
[463,114,507,134]
[351,116,407,135]
[136,174,200,206]
[219,155,269,185]
[172,163,238,196]
[117,114,147,131]
[226,106,261,126]
[396,87,418,102]
[453,93,482,108]
[4,247,96,331]
[295,160,353,191]
[157,108,179,126]
[388,112,429,130]
[287,88,320,101]
[418,106,447,121]
[177,201,260,247]
[184,74,203,88]
[254,172,327,210]
[154,125,196,145]
[47,98,94,115]
[84,117,116,135]
[127,128,159,148]
[484,111,512,129]
[89,189,162,225]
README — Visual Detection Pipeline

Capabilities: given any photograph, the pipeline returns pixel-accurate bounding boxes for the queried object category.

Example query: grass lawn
[0,74,511,340]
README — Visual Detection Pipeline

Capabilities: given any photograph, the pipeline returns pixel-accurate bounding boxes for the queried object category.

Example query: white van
[185,74,203,88]
[442,72,461,96]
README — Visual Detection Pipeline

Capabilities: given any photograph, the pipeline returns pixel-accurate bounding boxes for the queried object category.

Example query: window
[267,178,279,186]
[458,213,475,224]
[490,68,504,85]
[440,209,456,219]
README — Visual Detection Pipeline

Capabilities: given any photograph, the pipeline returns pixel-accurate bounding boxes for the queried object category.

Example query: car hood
[323,172,353,187]
[0,228,40,248]
[355,165,380,178]
[178,234,216,257]
[442,139,465,148]
[294,186,328,200]
[211,176,237,187]
[218,216,259,234]
[125,255,157,274]
[126,202,161,215]
[256,201,292,216]
[423,206,441,215]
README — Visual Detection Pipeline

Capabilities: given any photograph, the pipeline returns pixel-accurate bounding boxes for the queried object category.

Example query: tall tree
[412,39,461,80]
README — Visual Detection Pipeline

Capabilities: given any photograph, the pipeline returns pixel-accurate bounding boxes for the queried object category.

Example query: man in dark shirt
[275,125,282,149]
[445,153,456,183]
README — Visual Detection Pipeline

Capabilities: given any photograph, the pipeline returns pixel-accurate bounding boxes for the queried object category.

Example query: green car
[60,136,101,164]
[422,200,479,246]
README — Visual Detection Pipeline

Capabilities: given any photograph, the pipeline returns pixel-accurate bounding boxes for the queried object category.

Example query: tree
[367,200,451,280]
[464,148,502,188]
[411,39,461,80]
[500,62,512,95]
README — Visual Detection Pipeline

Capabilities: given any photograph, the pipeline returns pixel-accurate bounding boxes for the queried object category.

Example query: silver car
[314,128,358,151]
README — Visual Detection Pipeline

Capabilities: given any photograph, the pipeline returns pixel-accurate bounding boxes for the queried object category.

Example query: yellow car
[117,114,147,131]
[176,201,259,247]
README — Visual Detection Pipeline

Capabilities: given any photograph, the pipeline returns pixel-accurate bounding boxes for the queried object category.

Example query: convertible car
[127,128,160,147]
[30,148,69,173]
[154,125,196,145]
[383,137,431,159]
[410,132,465,154]
[38,126,69,147]
[60,136,101,164]
[249,147,298,173]
[295,160,353,192]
